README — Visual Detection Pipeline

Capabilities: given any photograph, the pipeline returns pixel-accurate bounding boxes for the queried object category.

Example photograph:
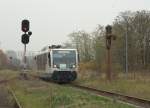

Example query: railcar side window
[48,53,51,66]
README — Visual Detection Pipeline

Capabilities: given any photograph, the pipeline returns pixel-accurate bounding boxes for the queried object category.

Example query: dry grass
[0,69,19,80]
[76,71,150,100]
[11,79,134,108]
[8,73,134,108]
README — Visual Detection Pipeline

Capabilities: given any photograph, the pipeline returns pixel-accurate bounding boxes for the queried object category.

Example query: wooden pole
[107,48,112,81]
[105,25,114,81]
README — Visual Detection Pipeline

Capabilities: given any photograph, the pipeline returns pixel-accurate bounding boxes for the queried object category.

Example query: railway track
[0,72,37,85]
[0,77,18,85]
[29,74,150,107]
[0,85,22,108]
[9,88,22,108]
[70,84,150,108]
[0,76,22,108]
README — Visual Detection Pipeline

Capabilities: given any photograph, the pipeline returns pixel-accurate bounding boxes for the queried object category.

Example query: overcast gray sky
[0,0,149,51]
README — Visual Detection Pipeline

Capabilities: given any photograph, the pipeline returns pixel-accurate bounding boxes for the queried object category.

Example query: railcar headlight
[72,65,76,68]
[54,65,57,68]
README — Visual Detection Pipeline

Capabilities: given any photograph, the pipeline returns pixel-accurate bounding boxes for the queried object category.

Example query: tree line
[64,10,150,72]
[0,50,21,70]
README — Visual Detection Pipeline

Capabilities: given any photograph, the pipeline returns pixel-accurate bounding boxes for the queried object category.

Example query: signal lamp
[22,20,29,32]
[21,34,29,44]
[106,25,112,34]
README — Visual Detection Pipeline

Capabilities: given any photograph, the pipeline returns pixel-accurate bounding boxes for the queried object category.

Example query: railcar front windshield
[52,50,76,68]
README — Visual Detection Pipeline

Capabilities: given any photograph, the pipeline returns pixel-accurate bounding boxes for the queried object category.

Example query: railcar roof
[35,48,77,56]
[51,48,77,50]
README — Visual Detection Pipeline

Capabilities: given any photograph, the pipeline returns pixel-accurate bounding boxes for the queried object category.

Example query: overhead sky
[0,0,149,51]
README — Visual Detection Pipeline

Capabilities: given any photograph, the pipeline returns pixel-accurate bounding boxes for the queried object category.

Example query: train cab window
[48,53,51,66]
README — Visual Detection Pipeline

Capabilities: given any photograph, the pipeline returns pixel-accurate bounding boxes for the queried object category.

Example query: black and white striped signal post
[105,25,116,81]
[21,19,32,78]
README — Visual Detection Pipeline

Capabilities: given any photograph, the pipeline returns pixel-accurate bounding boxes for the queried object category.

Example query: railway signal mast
[105,25,116,81]
[21,19,32,70]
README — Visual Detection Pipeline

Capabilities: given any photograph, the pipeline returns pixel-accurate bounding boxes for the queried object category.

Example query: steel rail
[0,78,22,108]
[8,87,22,108]
[0,77,18,85]
[70,84,150,108]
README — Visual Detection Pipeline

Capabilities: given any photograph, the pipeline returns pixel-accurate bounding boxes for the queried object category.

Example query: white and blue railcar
[35,46,78,83]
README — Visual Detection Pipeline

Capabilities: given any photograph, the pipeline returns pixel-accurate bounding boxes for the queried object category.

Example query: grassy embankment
[0,69,18,80]
[10,79,134,108]
[76,70,150,100]
[0,70,134,108]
